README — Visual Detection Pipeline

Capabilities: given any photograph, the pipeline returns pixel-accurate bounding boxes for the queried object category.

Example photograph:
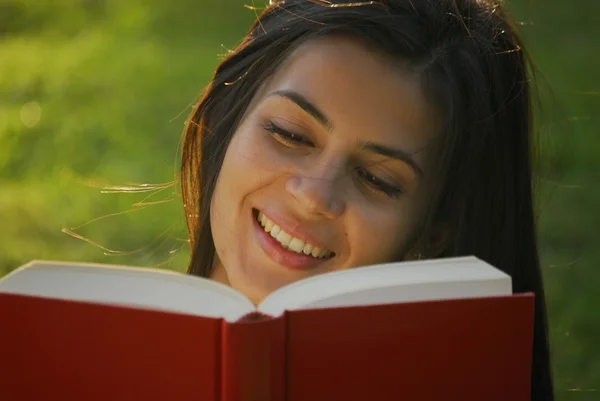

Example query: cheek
[345,203,414,265]
[210,127,266,268]
[223,125,285,183]
[215,129,267,197]
[210,123,286,230]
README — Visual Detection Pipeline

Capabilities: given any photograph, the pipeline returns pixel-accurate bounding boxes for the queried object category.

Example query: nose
[285,162,346,219]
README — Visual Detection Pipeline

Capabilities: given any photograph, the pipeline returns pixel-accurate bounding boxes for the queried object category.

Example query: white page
[0,261,255,321]
[258,256,512,317]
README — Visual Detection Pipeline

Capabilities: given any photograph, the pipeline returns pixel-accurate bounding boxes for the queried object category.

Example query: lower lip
[253,212,328,270]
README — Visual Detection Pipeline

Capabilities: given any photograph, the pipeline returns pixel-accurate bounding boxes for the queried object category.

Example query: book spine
[221,315,286,401]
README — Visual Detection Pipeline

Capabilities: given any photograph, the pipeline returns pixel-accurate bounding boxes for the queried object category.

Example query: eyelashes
[262,120,404,199]
[263,121,314,148]
[355,166,403,198]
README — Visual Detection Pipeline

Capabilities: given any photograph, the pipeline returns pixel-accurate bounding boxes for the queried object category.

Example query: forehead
[257,35,442,152]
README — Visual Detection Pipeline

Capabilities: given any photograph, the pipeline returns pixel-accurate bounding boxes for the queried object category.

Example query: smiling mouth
[253,209,335,259]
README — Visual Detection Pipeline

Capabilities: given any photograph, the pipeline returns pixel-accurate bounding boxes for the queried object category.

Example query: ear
[404,223,450,261]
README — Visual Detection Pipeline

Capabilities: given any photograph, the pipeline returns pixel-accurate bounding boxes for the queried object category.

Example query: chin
[236,267,298,303]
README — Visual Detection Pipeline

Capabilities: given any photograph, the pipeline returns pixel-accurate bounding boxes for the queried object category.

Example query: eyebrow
[269,89,423,177]
[270,90,332,129]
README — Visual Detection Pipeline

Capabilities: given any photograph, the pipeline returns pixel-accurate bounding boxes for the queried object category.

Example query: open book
[1,256,511,321]
[0,257,535,401]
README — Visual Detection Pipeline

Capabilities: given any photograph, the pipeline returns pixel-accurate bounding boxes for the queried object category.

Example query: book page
[257,256,512,317]
[0,261,255,321]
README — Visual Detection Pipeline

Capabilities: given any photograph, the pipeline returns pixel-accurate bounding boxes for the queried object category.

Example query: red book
[0,257,534,401]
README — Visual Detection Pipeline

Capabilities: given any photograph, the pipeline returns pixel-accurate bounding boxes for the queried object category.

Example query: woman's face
[210,36,442,304]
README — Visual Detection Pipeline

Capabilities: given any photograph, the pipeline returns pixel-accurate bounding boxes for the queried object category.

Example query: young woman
[180,0,554,399]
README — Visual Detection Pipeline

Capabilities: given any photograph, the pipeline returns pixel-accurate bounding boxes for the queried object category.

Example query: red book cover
[0,292,534,401]
[285,294,534,401]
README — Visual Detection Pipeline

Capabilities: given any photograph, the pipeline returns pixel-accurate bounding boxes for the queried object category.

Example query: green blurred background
[1,0,598,398]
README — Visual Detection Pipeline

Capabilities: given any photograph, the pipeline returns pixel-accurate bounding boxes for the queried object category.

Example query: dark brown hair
[180,1,553,399]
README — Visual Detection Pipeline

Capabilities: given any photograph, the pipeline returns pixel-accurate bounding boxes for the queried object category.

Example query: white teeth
[311,247,322,258]
[302,243,313,255]
[288,238,305,253]
[270,225,281,238]
[257,211,332,259]
[276,231,293,248]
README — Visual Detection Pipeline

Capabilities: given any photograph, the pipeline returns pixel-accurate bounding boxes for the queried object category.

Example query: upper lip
[255,208,335,254]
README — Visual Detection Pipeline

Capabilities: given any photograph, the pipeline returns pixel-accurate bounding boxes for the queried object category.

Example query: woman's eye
[355,167,403,199]
[263,122,314,148]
